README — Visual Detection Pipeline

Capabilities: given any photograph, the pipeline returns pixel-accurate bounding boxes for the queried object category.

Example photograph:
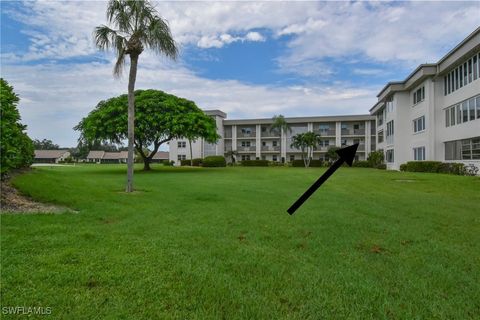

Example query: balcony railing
[224,131,233,138]
[237,146,256,152]
[237,132,256,138]
[261,146,280,151]
[314,129,336,136]
[341,129,365,135]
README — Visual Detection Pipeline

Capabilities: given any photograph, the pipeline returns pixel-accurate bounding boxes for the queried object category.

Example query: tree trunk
[126,54,139,192]
[143,158,151,171]
[189,139,193,166]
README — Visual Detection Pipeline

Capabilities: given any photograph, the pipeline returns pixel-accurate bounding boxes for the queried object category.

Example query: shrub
[268,161,285,167]
[376,164,387,170]
[0,78,34,176]
[241,160,269,167]
[401,161,467,175]
[181,158,203,166]
[202,156,226,167]
[367,150,384,167]
[291,159,323,167]
[352,160,370,167]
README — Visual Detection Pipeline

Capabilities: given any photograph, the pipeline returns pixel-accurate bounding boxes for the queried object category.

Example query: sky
[1,0,479,147]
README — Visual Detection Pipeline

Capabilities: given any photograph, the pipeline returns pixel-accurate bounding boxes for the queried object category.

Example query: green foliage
[0,78,34,176]
[240,160,269,167]
[352,160,370,167]
[33,139,60,150]
[367,150,384,167]
[376,164,387,170]
[401,161,467,175]
[290,132,322,167]
[269,115,291,135]
[326,146,340,162]
[75,89,218,168]
[291,160,324,167]
[202,156,226,167]
[181,158,203,166]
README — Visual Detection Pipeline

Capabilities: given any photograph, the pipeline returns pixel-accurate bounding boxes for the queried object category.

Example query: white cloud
[2,59,376,146]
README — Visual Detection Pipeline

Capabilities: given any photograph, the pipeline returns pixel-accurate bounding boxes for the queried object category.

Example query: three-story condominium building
[170,111,376,164]
[370,27,480,170]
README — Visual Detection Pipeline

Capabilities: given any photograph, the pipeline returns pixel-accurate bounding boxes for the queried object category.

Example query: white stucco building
[170,28,480,170]
[370,27,480,170]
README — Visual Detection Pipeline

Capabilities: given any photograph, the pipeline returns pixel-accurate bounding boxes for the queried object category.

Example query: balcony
[237,132,256,138]
[224,131,233,139]
[314,129,336,136]
[341,129,365,136]
[261,146,280,152]
[237,146,256,152]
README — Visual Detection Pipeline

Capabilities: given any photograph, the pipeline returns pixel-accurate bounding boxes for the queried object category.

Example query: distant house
[151,151,169,163]
[86,151,105,163]
[34,150,70,163]
[86,150,128,163]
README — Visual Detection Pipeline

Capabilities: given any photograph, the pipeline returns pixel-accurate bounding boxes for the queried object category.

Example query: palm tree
[290,132,321,168]
[270,115,291,163]
[94,0,178,192]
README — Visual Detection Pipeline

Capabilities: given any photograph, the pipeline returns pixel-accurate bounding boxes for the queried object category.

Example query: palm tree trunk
[126,53,139,192]
[189,139,193,166]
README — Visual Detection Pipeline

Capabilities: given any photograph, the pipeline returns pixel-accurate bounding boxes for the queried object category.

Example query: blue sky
[1,1,479,147]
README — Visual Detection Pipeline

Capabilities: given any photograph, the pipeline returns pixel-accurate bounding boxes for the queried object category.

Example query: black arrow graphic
[287,143,359,215]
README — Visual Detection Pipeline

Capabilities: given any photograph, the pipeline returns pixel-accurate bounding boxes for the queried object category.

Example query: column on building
[335,121,342,147]
[307,122,313,132]
[232,125,237,162]
[281,128,287,161]
[256,124,261,159]
[365,120,371,155]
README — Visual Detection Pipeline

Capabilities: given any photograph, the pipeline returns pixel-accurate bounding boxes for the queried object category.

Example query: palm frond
[113,48,126,78]
[143,17,178,59]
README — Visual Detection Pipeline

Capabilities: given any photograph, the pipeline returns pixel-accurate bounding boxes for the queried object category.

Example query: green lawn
[1,165,479,319]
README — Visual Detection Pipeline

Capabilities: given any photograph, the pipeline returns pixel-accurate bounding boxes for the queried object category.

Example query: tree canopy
[33,139,60,150]
[290,131,321,168]
[75,89,218,170]
[0,78,34,176]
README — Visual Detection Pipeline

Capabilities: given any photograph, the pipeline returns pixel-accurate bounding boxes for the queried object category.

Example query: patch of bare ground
[1,180,75,214]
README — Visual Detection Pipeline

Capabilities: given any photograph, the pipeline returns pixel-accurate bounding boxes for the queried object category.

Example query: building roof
[103,151,128,160]
[86,150,105,159]
[34,150,69,159]
[204,109,227,118]
[152,151,169,160]
[223,114,374,125]
[372,27,480,108]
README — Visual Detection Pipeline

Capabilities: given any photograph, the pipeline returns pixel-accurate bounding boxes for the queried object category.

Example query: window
[319,139,330,147]
[177,141,186,148]
[241,127,252,135]
[262,141,266,147]
[413,86,425,105]
[272,141,278,147]
[445,137,480,160]
[444,52,479,95]
[289,155,295,161]
[272,155,278,162]
[386,120,394,144]
[241,141,251,147]
[354,124,360,130]
[177,155,186,161]
[386,149,394,163]
[413,147,425,161]
[378,130,384,143]
[445,94,480,127]
[413,116,425,133]
[341,139,347,146]
[241,155,251,161]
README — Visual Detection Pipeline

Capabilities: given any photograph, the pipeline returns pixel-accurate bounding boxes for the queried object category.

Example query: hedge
[202,156,226,167]
[352,160,370,167]
[241,160,269,167]
[181,158,203,166]
[400,161,466,175]
[291,160,324,167]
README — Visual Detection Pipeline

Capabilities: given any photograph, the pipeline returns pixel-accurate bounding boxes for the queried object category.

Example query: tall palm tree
[94,0,178,192]
[270,115,291,163]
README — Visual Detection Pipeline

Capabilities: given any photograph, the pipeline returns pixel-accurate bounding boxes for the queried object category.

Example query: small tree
[326,146,340,164]
[0,78,34,177]
[367,150,384,167]
[75,90,218,171]
[225,150,238,165]
[290,132,321,168]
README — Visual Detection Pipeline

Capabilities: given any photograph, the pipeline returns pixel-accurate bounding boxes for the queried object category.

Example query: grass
[1,165,479,319]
